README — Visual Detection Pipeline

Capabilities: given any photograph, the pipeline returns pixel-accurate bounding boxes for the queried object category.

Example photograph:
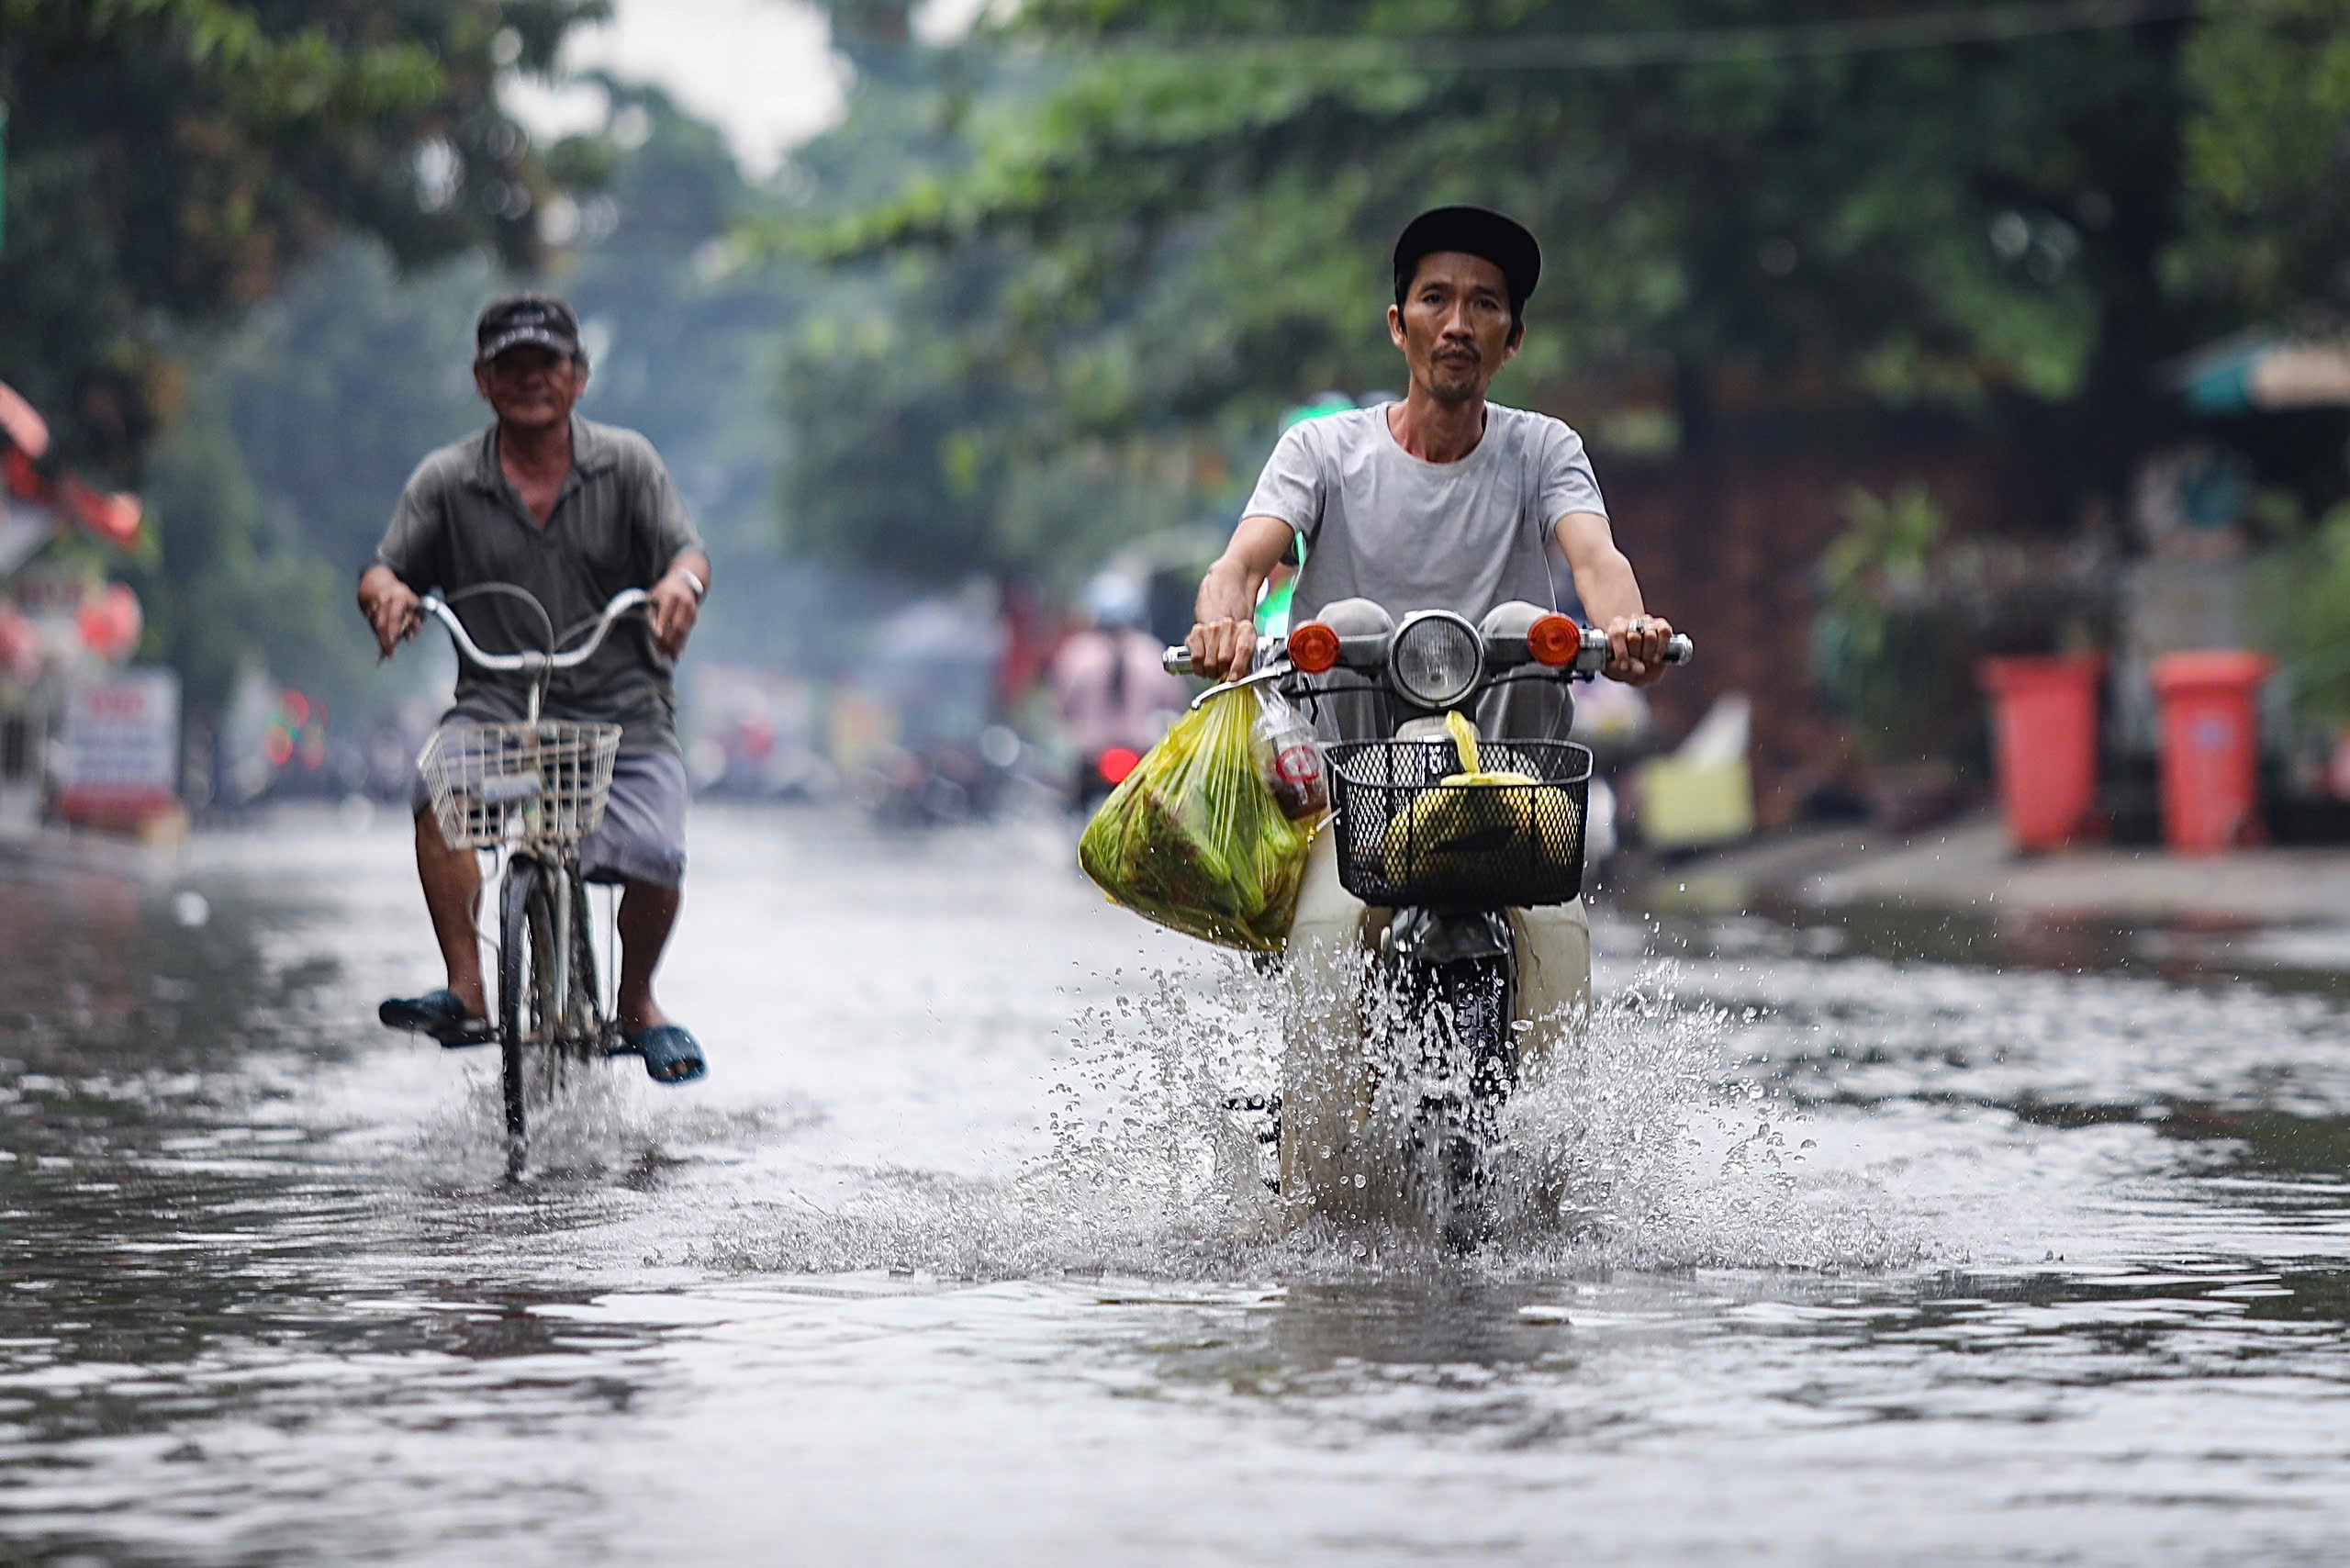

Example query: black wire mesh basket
[1324,736,1594,908]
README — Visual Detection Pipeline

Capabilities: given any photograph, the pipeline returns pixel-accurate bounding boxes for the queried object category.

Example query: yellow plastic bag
[1078,688,1317,953]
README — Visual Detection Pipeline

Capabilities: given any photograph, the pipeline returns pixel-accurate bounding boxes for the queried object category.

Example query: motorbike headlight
[1388,610,1484,711]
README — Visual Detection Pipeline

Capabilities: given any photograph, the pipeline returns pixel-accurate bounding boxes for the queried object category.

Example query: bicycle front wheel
[498,857,561,1169]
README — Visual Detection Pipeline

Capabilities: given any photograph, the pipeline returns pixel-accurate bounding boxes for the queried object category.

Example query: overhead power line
[1085,0,2206,71]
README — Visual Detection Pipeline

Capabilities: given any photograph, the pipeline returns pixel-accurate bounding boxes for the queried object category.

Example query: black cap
[475,294,582,364]
[1392,206,1542,311]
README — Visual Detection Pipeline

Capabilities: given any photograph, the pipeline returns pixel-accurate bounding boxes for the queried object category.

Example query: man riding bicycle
[358,294,712,1084]
[1184,207,1675,1170]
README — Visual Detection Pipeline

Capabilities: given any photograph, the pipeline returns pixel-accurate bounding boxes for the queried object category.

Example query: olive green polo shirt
[375,417,706,753]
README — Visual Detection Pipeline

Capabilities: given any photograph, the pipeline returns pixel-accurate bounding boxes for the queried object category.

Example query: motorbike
[1169,599,1691,1247]
[1069,745,1145,817]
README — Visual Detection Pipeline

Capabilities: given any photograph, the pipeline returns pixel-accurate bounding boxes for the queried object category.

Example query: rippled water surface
[5,806,2350,1565]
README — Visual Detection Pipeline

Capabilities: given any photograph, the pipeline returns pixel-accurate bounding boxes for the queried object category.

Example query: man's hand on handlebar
[1184,616,1257,683]
[1604,613,1676,686]
[357,565,421,659]
[646,569,701,659]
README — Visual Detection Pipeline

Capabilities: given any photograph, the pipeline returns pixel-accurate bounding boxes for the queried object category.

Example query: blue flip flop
[625,1024,707,1085]
[378,988,494,1048]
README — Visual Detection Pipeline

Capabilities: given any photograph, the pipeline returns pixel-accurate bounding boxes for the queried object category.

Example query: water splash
[406,1058,815,1189]
[1486,975,1935,1273]
[703,952,1936,1282]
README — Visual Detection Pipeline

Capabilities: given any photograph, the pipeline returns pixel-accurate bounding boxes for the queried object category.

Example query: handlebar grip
[1663,633,1694,666]
[1163,646,1194,675]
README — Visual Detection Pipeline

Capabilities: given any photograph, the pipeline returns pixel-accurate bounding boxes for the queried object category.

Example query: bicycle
[408,584,646,1175]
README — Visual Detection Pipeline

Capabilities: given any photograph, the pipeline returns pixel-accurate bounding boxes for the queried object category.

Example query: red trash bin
[1978,655,2104,851]
[2150,650,2274,855]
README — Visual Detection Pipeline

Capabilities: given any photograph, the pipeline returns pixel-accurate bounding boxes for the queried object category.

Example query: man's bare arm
[1186,515,1296,679]
[357,563,420,659]
[1555,510,1672,685]
[648,548,711,659]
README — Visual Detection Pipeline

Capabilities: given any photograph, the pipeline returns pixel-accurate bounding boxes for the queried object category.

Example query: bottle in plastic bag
[1254,688,1326,821]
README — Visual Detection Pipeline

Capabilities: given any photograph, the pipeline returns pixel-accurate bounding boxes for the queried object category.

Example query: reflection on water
[5,811,2350,1564]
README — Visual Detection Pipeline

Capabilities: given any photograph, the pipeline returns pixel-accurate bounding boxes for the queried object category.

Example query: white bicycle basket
[417,721,622,848]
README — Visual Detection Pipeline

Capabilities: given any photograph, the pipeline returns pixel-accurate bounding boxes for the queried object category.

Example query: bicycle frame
[411,586,647,1172]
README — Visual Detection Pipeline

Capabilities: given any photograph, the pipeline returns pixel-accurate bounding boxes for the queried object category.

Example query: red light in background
[1098,746,1142,785]
[263,727,295,767]
[281,689,310,727]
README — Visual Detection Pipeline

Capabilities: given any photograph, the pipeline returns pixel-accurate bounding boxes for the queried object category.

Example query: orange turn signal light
[1528,613,1581,667]
[1289,621,1341,675]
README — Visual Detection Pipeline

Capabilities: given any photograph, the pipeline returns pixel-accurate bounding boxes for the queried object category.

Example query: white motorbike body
[1269,700,1597,1222]
[1277,713,1592,1223]
[1172,594,1682,1236]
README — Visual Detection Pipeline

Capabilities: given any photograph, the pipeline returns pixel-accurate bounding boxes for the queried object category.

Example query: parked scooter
[1169,599,1691,1247]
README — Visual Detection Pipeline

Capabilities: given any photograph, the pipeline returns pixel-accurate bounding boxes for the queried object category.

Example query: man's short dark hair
[1392,206,1542,344]
[475,293,588,370]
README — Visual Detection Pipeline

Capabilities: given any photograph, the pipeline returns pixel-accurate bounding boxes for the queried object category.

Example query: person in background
[1051,572,1190,812]
[357,293,712,1084]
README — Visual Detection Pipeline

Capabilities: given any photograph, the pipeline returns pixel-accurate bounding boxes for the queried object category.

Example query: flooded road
[4,805,2349,1565]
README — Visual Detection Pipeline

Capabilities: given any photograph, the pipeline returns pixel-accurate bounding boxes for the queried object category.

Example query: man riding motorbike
[1183,206,1676,1207]
[357,294,712,1084]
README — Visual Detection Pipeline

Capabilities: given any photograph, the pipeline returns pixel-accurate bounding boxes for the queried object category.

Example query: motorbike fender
[1386,905,1514,967]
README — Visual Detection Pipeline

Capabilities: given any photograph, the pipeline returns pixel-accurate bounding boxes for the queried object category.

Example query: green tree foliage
[846,1,2188,423]
[2171,0,2350,323]
[2271,501,2350,722]
[0,0,609,474]
[558,83,795,562]
[770,15,1038,582]
[0,0,611,721]
[132,401,365,730]
[140,239,491,721]
[778,1,2239,589]
[772,13,1259,587]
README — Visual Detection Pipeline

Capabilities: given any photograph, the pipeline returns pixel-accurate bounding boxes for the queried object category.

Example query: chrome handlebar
[1162,626,1693,678]
[419,588,650,675]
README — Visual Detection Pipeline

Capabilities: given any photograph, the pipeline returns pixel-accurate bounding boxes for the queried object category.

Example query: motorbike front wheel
[1399,954,1516,1250]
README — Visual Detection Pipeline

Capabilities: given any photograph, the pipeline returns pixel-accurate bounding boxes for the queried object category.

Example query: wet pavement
[4,803,2350,1564]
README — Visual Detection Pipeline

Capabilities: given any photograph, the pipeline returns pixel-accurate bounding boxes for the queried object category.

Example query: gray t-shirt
[375,417,705,754]
[1241,403,1606,740]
